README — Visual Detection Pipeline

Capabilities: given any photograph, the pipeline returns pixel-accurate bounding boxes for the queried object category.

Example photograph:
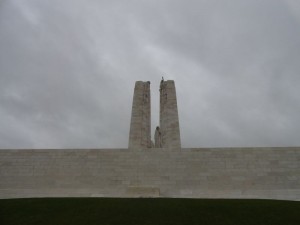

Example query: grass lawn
[0,198,299,225]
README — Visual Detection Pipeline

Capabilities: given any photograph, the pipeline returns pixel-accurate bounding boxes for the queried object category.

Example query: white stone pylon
[128,81,151,148]
[159,79,181,148]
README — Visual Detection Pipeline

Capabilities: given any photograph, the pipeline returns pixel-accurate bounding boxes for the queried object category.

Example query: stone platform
[0,147,299,200]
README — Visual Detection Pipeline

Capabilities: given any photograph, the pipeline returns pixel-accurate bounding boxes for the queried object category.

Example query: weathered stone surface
[128,81,151,148]
[159,80,181,148]
[125,186,160,197]
[0,147,299,200]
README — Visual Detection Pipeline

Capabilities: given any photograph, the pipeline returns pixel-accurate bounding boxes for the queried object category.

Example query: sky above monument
[1,0,300,148]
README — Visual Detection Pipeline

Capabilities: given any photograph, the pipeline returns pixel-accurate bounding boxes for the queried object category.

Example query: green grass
[0,198,299,225]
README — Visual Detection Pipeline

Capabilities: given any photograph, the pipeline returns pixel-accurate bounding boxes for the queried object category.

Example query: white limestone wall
[0,148,299,200]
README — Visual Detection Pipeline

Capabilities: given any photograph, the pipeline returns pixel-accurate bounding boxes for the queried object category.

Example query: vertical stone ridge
[159,79,181,148]
[128,81,151,148]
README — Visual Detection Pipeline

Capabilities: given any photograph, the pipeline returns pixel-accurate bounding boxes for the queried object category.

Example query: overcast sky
[1,0,300,148]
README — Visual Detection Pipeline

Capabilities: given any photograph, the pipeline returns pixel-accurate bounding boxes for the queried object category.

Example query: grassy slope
[0,198,299,225]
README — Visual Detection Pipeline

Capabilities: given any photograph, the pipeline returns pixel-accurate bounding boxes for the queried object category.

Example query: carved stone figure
[154,126,162,148]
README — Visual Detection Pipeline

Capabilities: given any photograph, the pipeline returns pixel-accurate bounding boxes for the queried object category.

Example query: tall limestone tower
[128,81,151,148]
[129,79,181,149]
[158,79,181,148]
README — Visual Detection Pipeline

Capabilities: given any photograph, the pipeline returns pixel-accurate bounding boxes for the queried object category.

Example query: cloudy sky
[1,0,300,148]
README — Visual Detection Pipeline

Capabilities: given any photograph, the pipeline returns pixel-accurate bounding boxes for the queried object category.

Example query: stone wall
[0,148,299,200]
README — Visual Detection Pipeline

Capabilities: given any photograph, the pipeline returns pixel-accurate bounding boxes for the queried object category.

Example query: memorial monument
[0,79,299,200]
[129,78,181,149]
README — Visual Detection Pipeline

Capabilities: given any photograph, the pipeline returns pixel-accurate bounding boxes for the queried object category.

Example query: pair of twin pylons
[128,78,181,149]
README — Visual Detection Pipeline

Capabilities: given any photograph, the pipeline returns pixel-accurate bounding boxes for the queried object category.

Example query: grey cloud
[0,0,300,148]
